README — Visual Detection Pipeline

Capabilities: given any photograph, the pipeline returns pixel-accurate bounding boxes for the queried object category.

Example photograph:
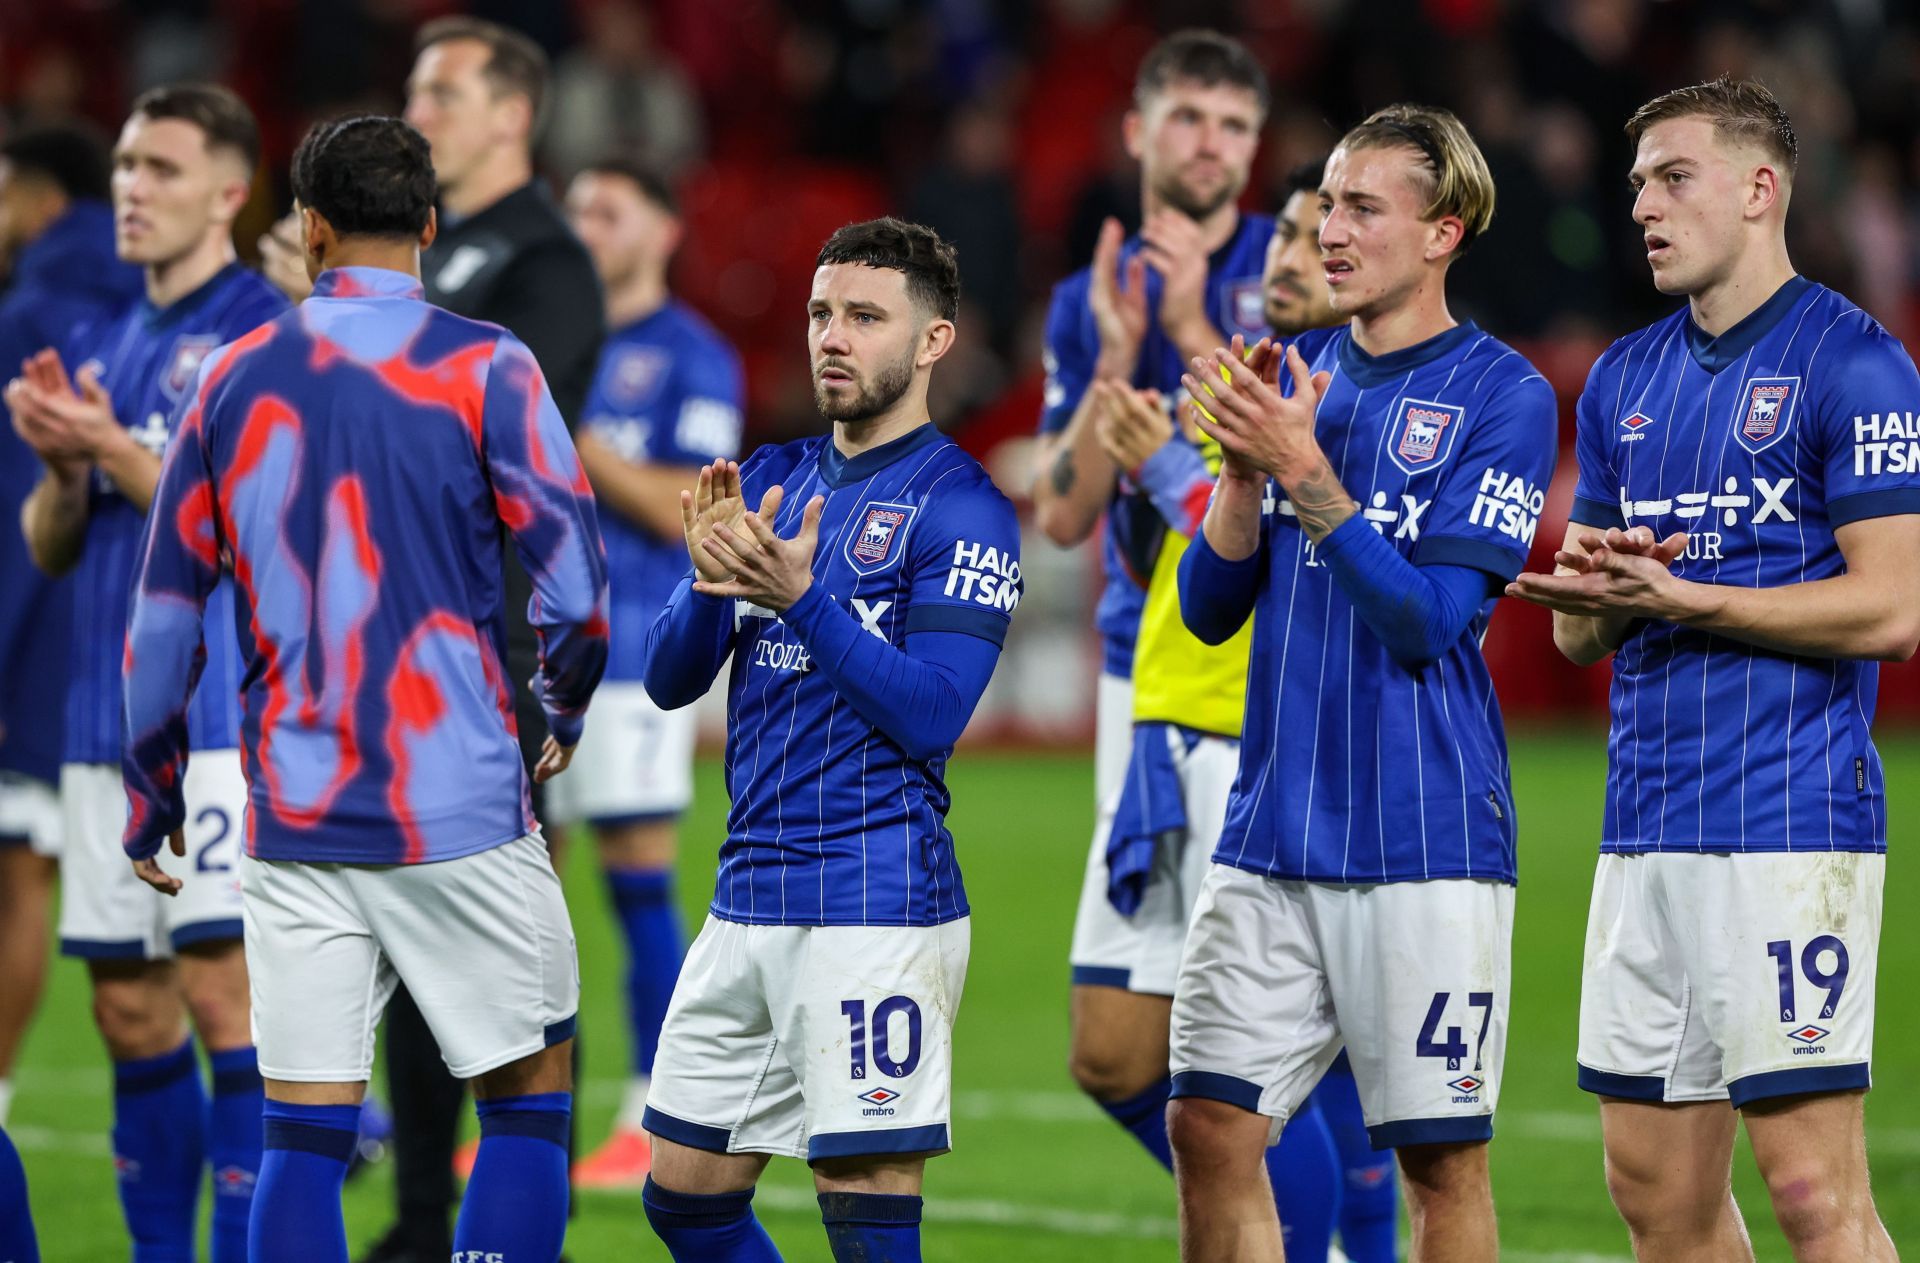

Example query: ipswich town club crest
[1225,278,1267,336]
[607,346,669,406]
[1387,397,1465,476]
[1735,376,1799,454]
[845,502,916,574]
[162,334,223,401]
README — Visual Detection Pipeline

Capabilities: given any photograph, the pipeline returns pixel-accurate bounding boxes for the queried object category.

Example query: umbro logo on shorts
[857,1086,902,1117]
[1788,1024,1831,1054]
[1446,1074,1484,1102]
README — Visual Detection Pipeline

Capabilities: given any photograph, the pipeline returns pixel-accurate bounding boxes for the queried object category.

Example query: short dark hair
[0,123,112,201]
[291,116,436,240]
[1283,157,1328,199]
[815,217,960,324]
[1625,76,1797,174]
[580,156,677,216]
[1134,29,1270,116]
[416,16,549,132]
[128,82,261,173]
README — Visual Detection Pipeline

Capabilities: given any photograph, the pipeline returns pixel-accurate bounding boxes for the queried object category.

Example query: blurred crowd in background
[4,0,1919,725]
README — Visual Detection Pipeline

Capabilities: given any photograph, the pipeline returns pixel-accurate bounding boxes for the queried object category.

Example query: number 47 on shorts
[1416,991,1495,1073]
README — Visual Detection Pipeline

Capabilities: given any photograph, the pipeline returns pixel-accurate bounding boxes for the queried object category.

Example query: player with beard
[1029,27,1282,1203]
[638,218,1021,1262]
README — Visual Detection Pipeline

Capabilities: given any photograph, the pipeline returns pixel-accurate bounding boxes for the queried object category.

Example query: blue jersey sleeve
[1040,276,1094,435]
[1412,366,1559,580]
[121,380,222,859]
[654,337,745,466]
[219,281,290,344]
[1570,349,1627,529]
[901,473,1023,645]
[481,333,610,746]
[1813,320,1920,527]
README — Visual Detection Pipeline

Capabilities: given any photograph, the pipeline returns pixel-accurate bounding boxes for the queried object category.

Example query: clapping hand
[681,459,754,582]
[691,486,826,614]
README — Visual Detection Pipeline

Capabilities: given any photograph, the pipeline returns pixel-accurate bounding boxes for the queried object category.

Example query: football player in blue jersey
[1026,33,1344,1231]
[0,122,142,1133]
[639,219,1021,1263]
[1511,79,1913,1262]
[561,157,745,1188]
[9,84,286,1263]
[1172,105,1558,1262]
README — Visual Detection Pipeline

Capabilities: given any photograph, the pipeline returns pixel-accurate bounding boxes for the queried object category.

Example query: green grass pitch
[11,730,1919,1259]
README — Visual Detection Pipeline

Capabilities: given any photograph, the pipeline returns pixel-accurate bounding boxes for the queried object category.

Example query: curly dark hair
[815,217,961,323]
[291,116,436,240]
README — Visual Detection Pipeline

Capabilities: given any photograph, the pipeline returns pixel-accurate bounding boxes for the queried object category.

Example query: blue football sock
[112,1038,206,1263]
[643,1177,783,1262]
[819,1191,922,1263]
[0,1123,39,1263]
[1096,1076,1174,1171]
[1267,1094,1341,1263]
[206,1046,263,1263]
[251,1101,358,1263]
[1319,1058,1399,1263]
[453,1092,572,1262]
[607,866,685,1076]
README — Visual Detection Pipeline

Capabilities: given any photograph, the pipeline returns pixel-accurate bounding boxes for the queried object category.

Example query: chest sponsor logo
[1734,376,1799,455]
[163,334,222,401]
[606,346,669,406]
[1271,487,1432,567]
[1618,475,1797,562]
[845,502,915,575]
[1224,277,1266,335]
[1853,410,1920,476]
[1619,411,1657,442]
[1387,397,1465,476]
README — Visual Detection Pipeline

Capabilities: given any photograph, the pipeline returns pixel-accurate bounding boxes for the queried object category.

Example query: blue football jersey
[0,201,141,782]
[585,300,744,680]
[1219,323,1558,885]
[1570,277,1920,855]
[1040,213,1273,677]
[64,262,287,764]
[703,425,1021,927]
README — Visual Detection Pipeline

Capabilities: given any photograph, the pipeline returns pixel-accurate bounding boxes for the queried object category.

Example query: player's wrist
[1093,345,1139,382]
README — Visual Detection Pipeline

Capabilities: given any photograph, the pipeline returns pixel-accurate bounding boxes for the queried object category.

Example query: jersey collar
[312,267,426,301]
[1335,321,1478,389]
[141,259,244,330]
[1683,274,1811,374]
[817,421,942,488]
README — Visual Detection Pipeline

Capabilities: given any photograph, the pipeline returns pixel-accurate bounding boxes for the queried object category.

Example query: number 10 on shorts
[841,997,924,1081]
[1417,991,1495,1072]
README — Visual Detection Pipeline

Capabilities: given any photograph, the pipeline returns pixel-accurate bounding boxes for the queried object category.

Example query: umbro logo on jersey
[1387,397,1465,476]
[1735,376,1800,454]
[846,502,916,574]
[1620,412,1657,442]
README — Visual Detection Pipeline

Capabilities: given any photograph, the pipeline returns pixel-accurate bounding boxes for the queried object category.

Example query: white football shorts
[57,754,246,959]
[1070,711,1235,996]
[0,770,62,857]
[644,915,969,1162]
[243,832,579,1082]
[1170,862,1513,1149]
[542,680,696,827]
[1577,850,1881,1107]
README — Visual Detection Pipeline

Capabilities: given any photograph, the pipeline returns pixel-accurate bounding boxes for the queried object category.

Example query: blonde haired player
[1169,105,1555,1262]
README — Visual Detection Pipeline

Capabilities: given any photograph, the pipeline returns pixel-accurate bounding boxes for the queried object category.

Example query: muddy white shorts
[645,915,969,1162]
[1577,850,1881,1108]
[1170,862,1513,1149]
[57,754,246,958]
